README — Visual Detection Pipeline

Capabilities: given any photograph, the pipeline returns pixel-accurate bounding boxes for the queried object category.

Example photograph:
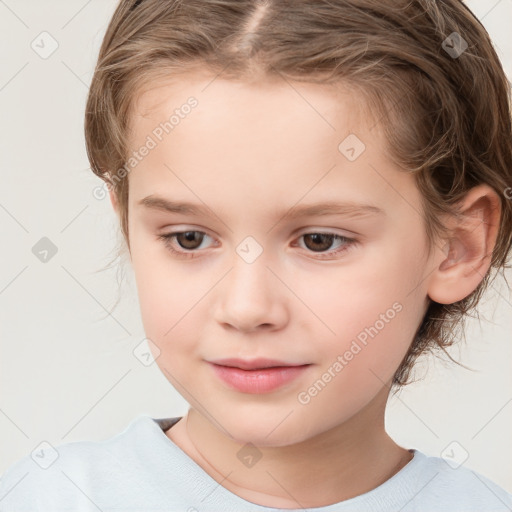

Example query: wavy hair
[84,0,512,391]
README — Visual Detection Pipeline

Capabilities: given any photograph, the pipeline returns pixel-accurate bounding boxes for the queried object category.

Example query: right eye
[157,230,214,258]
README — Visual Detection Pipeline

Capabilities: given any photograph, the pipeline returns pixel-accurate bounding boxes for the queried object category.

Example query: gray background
[1,0,511,492]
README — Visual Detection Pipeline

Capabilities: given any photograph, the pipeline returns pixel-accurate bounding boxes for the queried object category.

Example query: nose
[213,251,289,333]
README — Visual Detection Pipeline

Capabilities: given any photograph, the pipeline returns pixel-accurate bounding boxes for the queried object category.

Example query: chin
[221,414,314,448]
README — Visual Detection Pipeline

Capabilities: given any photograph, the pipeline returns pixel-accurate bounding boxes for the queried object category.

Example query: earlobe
[426,184,501,305]
[109,188,119,215]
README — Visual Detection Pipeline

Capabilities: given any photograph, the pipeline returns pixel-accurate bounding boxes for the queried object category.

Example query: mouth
[207,359,312,394]
[208,357,309,371]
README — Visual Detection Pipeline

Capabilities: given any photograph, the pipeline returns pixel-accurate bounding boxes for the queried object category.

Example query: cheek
[297,298,416,427]
[136,274,199,340]
[296,241,423,374]
[131,254,211,362]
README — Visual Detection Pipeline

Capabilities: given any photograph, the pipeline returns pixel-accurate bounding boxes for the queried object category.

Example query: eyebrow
[138,195,385,219]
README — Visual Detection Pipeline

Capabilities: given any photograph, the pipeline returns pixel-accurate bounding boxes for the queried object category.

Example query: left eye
[296,233,354,255]
[157,230,357,259]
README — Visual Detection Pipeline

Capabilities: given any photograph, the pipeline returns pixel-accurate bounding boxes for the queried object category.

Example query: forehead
[130,69,370,135]
[128,70,377,174]
[125,70,418,220]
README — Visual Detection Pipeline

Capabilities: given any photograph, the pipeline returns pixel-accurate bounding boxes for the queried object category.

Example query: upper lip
[209,358,310,370]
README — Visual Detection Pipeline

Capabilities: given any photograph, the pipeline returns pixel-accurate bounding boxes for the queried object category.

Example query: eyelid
[158,225,356,241]
[158,224,216,237]
[294,226,358,237]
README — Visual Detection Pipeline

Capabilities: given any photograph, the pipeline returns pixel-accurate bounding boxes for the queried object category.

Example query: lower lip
[209,363,311,394]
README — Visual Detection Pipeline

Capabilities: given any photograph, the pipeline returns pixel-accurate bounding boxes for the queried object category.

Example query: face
[121,70,439,447]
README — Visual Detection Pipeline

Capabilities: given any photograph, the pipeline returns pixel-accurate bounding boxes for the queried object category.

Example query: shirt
[1,414,511,511]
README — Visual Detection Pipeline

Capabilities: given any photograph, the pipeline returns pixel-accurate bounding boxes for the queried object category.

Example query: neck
[166,388,413,508]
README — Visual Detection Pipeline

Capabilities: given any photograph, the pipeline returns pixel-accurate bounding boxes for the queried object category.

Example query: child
[1,0,512,510]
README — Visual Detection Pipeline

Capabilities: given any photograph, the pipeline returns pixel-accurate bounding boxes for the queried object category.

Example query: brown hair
[84,0,512,392]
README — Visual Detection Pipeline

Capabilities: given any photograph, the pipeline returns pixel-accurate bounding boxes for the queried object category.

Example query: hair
[84,0,512,393]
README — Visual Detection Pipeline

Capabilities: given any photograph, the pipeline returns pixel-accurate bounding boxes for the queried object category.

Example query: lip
[209,357,306,370]
[208,359,312,394]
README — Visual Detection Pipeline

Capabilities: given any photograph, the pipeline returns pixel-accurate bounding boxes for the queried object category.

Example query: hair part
[85,0,512,393]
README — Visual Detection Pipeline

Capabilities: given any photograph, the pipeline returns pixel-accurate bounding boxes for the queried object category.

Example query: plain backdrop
[1,0,511,493]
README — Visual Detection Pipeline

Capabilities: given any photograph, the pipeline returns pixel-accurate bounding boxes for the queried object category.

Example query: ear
[109,188,119,215]
[108,187,132,259]
[427,184,501,305]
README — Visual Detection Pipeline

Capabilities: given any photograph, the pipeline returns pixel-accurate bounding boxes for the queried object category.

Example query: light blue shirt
[1,414,511,511]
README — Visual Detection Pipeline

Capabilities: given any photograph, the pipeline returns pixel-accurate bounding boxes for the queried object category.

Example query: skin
[109,69,501,509]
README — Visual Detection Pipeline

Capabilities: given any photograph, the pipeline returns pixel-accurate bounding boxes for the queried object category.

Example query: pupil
[179,231,202,249]
[306,233,332,252]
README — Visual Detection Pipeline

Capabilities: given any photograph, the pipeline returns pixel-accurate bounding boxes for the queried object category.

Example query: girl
[1,1,511,510]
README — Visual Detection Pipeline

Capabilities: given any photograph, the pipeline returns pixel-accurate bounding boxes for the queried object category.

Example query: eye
[157,230,213,258]
[157,230,357,260]
[293,232,357,259]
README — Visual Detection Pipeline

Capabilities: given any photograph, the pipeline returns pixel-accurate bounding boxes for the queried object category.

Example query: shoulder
[0,415,177,510]
[410,450,512,511]
[0,442,96,510]
[0,431,124,509]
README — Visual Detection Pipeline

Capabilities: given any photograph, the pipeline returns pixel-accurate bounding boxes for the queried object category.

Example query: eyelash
[157,230,357,260]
